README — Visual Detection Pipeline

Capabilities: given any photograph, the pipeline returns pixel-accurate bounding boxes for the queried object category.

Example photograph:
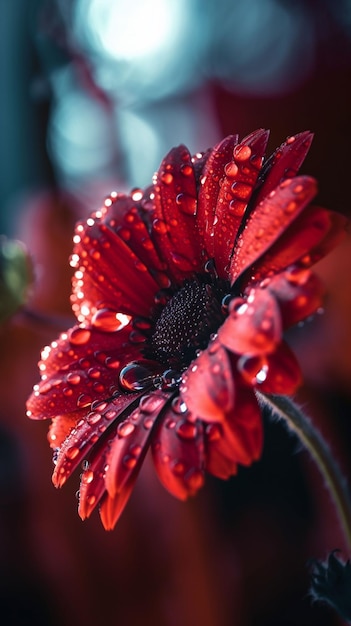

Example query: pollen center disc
[150,278,227,367]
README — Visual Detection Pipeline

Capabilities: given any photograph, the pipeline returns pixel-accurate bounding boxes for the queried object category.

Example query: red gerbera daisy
[26,129,346,530]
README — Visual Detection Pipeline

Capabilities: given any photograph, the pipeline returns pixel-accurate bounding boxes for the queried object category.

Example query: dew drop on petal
[66,446,80,460]
[119,362,156,391]
[233,144,252,161]
[176,420,197,440]
[86,411,102,425]
[82,470,94,484]
[123,455,137,469]
[77,393,93,408]
[118,422,135,437]
[67,373,81,385]
[175,193,197,216]
[91,309,132,332]
[186,469,204,490]
[161,172,173,185]
[152,218,168,234]
[69,327,91,345]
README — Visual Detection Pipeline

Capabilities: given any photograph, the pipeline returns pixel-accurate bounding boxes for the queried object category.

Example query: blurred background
[1,0,351,624]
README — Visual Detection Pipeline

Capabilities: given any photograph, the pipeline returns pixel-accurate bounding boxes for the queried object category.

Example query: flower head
[26,129,346,529]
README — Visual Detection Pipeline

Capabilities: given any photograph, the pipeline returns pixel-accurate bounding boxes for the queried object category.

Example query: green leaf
[0,236,33,323]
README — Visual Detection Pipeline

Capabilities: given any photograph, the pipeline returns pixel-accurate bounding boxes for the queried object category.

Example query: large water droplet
[119,360,160,392]
[91,309,131,332]
[176,420,197,440]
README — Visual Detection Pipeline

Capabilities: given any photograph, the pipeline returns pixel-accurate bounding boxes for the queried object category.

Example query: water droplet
[118,421,135,437]
[171,397,188,414]
[82,470,94,484]
[87,367,101,379]
[143,417,154,429]
[129,330,147,344]
[131,188,143,201]
[123,455,137,469]
[69,327,91,345]
[205,423,221,441]
[161,171,174,185]
[152,218,168,234]
[91,309,132,332]
[86,411,102,425]
[87,495,96,506]
[175,193,197,215]
[77,393,93,408]
[285,267,310,285]
[284,200,297,214]
[105,357,120,369]
[180,163,193,176]
[170,252,194,272]
[172,460,185,475]
[67,372,81,385]
[176,420,197,440]
[117,227,131,241]
[228,200,246,216]
[231,182,252,199]
[63,387,73,396]
[238,355,268,385]
[233,144,252,161]
[66,446,80,460]
[224,161,239,178]
[119,361,159,392]
[186,469,204,490]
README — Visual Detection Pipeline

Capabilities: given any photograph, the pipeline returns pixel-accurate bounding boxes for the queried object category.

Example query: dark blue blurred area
[1,1,351,625]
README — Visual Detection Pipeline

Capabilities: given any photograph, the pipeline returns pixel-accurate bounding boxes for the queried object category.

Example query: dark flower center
[150,277,228,369]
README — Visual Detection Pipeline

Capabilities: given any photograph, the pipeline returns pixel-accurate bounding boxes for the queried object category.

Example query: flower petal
[255,131,314,205]
[205,385,263,477]
[213,129,270,277]
[151,401,205,500]
[26,324,141,420]
[99,487,135,531]
[52,393,142,488]
[267,267,325,328]
[237,341,302,394]
[71,207,160,321]
[101,192,172,289]
[229,176,317,285]
[180,339,235,422]
[245,206,341,285]
[104,391,169,497]
[218,288,282,355]
[78,445,110,521]
[197,135,239,259]
[151,145,203,283]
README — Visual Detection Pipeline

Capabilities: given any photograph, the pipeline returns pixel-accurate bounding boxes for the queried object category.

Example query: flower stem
[256,392,351,550]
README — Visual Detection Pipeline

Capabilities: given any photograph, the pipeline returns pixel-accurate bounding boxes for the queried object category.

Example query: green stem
[256,392,351,551]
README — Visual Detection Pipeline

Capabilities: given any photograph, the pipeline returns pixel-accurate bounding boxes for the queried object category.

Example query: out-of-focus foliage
[0,237,32,323]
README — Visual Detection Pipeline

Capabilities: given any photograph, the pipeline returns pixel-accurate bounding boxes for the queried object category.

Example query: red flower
[26,130,346,529]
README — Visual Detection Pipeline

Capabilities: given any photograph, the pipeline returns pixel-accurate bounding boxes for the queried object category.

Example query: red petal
[267,267,325,328]
[52,393,142,488]
[101,192,172,289]
[237,341,302,394]
[78,445,110,521]
[179,339,235,422]
[151,145,203,283]
[197,135,239,259]
[151,401,205,500]
[99,487,135,531]
[26,324,141,420]
[104,390,169,497]
[213,129,270,277]
[245,206,339,285]
[218,288,282,356]
[71,206,159,321]
[205,385,263,476]
[48,414,77,448]
[229,176,317,285]
[255,131,314,205]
